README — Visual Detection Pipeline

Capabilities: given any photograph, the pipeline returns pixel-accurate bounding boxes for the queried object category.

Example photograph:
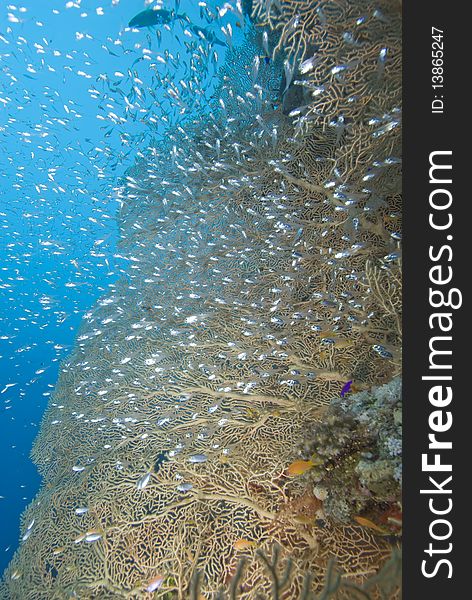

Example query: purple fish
[340,380,353,397]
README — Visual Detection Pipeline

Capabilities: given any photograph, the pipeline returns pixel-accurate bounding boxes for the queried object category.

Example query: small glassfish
[22,528,33,542]
[299,55,318,74]
[372,344,393,359]
[188,454,207,463]
[145,575,164,592]
[137,472,152,490]
[84,532,102,543]
[177,482,193,492]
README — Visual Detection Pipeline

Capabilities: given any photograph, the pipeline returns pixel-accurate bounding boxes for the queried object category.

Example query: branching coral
[252,0,402,129]
[190,544,402,599]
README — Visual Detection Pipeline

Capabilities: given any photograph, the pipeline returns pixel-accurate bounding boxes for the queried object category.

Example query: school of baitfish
[1,0,402,597]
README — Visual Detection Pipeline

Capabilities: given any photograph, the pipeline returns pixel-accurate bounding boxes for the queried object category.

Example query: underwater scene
[0,0,401,598]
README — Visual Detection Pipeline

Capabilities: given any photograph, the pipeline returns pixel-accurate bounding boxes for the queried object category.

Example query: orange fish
[234,538,256,550]
[354,516,387,534]
[287,459,314,476]
[292,515,314,525]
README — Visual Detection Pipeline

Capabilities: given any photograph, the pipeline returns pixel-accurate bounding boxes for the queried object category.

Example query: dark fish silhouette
[128,8,186,28]
[128,8,225,46]
[340,380,353,397]
[188,23,226,47]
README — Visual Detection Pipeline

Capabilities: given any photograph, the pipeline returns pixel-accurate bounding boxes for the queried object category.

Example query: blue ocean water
[0,0,235,575]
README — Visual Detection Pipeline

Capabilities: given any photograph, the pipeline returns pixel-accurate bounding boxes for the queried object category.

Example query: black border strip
[403,2,467,596]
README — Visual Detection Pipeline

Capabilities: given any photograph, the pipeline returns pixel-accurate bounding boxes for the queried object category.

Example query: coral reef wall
[1,1,401,598]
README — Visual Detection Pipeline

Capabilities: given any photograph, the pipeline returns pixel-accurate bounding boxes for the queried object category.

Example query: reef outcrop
[1,1,401,597]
